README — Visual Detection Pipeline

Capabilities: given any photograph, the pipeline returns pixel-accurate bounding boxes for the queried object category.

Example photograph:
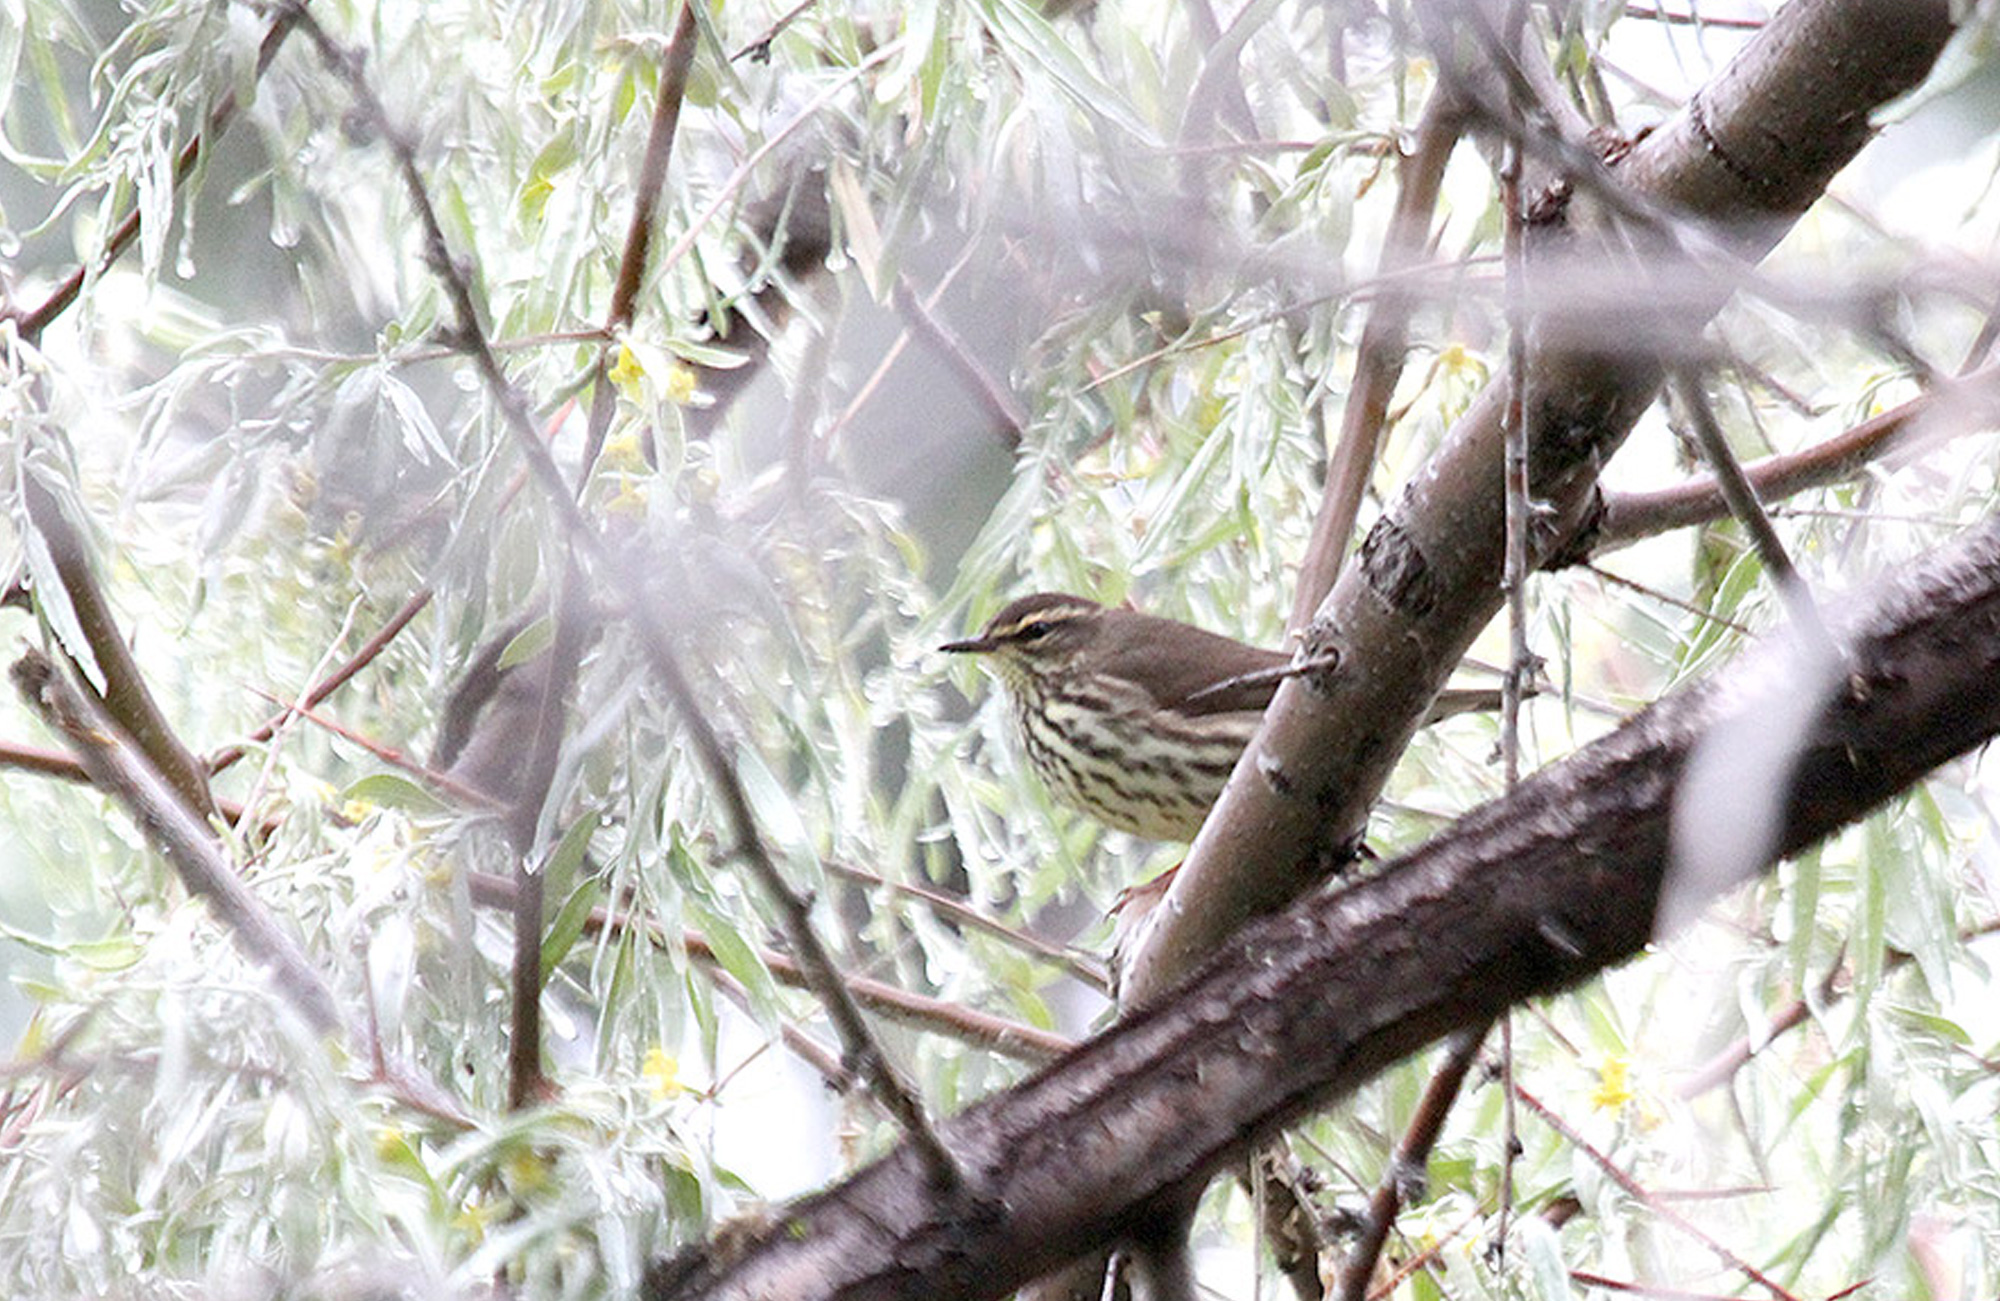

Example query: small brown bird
[942,591,1499,843]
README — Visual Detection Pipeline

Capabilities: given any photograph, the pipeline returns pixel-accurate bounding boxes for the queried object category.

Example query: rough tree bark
[1122,0,1957,1002]
[646,505,2000,1301]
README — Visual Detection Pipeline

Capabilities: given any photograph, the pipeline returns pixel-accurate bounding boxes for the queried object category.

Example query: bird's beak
[938,635,994,654]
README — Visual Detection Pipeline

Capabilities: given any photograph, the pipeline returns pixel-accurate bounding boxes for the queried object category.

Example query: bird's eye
[1015,619,1055,642]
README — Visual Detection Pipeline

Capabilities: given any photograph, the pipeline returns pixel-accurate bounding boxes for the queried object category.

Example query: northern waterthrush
[942,591,1499,843]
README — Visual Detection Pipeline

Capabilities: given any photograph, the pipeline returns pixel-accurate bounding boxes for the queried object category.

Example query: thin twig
[210,588,433,776]
[703,965,857,1092]
[463,870,1072,1063]
[1583,563,1754,637]
[1181,650,1342,706]
[1334,1025,1489,1301]
[1493,3,1535,1263]
[731,0,819,62]
[828,862,1109,994]
[241,596,365,822]
[1669,369,1830,648]
[648,40,907,288]
[1675,965,1837,1100]
[820,247,978,449]
[577,0,703,486]
[1512,1082,1802,1301]
[1676,920,2000,1098]
[1084,253,1504,398]
[1,736,262,829]
[891,274,1025,445]
[1569,1273,1770,1300]
[1289,89,1464,633]
[1618,4,1767,29]
[0,739,96,782]
[244,689,501,811]
[1175,0,1267,151]
[1364,1197,1483,1300]
[10,6,306,341]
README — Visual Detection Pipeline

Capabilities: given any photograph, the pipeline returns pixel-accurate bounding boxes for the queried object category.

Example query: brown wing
[1095,610,1291,717]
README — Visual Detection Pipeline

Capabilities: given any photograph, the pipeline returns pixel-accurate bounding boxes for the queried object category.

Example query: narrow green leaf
[343,773,446,814]
[498,616,556,670]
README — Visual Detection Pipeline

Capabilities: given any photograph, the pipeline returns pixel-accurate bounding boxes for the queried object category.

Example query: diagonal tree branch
[1120,0,1958,1007]
[11,650,341,1037]
[644,486,2000,1301]
[1288,87,1466,634]
[22,471,217,821]
[1594,365,2000,549]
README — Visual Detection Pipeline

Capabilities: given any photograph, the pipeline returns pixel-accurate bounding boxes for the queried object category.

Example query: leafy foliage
[0,0,1997,1297]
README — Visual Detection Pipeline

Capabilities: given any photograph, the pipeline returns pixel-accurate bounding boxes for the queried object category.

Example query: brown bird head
[938,592,1109,694]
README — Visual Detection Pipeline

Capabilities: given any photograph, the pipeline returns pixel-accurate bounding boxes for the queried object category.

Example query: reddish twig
[1364,1197,1482,1300]
[1335,1026,1489,1301]
[463,870,1072,1063]
[1569,1272,1769,1300]
[828,862,1109,994]
[703,965,858,1093]
[1512,1082,1801,1301]
[210,588,433,776]
[891,274,1025,446]
[1596,365,2000,549]
[1290,90,1465,633]
[243,688,499,810]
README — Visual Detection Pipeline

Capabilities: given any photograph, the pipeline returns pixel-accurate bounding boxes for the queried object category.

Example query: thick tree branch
[1121,0,1958,1007]
[646,501,2000,1301]
[655,464,2000,1299]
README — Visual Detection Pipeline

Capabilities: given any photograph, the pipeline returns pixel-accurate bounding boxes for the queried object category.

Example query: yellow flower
[663,362,698,406]
[373,1125,412,1163]
[505,1148,553,1195]
[604,474,650,517]
[521,175,555,223]
[1590,1054,1633,1112]
[1438,341,1475,374]
[601,429,648,473]
[610,345,646,400]
[644,1046,684,1100]
[452,1196,500,1244]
